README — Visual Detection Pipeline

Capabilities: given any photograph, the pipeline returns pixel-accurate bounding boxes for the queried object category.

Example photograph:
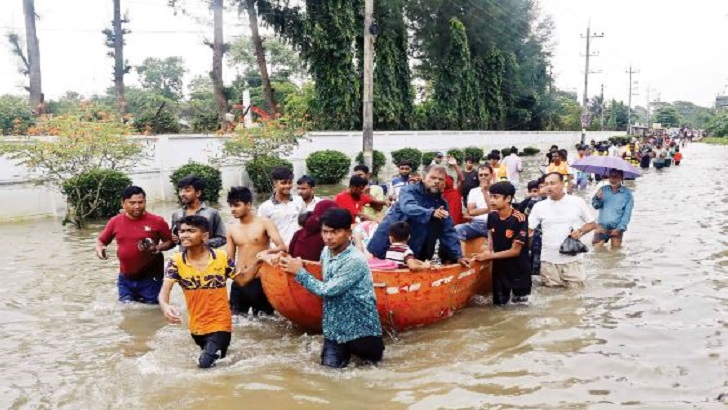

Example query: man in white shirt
[528,172,597,288]
[608,144,619,157]
[296,175,321,212]
[455,165,493,241]
[258,167,304,245]
[501,146,523,187]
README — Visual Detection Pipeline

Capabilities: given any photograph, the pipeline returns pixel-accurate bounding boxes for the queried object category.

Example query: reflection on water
[1,144,728,409]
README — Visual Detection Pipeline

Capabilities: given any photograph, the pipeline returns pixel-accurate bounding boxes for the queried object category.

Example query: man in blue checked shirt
[280,208,384,368]
[591,169,634,249]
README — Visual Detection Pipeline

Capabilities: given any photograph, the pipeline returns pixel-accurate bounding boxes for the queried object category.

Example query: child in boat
[158,215,260,368]
[471,182,531,305]
[385,222,431,270]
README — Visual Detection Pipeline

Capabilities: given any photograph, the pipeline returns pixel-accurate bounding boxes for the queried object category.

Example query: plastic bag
[559,235,588,256]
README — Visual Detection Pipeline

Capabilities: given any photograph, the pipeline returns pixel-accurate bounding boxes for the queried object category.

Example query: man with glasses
[454,165,493,241]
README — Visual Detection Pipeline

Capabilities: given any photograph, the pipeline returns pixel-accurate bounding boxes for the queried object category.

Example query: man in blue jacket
[592,169,634,248]
[368,165,469,266]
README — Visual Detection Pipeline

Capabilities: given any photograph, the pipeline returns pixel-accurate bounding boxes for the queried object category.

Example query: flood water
[2,143,727,409]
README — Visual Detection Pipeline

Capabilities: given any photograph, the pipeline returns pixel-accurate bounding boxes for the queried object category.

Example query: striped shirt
[385,242,414,268]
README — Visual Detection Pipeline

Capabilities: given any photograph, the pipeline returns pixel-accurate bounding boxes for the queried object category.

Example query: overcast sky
[1,0,727,108]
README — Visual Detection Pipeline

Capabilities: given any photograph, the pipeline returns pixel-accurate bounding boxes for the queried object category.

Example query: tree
[0,107,146,227]
[228,35,304,84]
[605,99,630,131]
[136,57,187,100]
[102,0,131,115]
[222,115,310,162]
[240,0,279,115]
[653,105,682,128]
[23,0,42,110]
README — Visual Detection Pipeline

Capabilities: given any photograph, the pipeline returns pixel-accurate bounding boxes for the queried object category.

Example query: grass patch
[701,137,728,145]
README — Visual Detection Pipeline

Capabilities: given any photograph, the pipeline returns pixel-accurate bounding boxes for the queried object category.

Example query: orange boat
[259,239,491,333]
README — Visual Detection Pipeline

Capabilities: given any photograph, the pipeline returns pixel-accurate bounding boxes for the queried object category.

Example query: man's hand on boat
[280,256,304,275]
[457,257,471,267]
[433,206,450,220]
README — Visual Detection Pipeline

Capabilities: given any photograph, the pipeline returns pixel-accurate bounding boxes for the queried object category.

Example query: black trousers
[321,336,385,368]
[492,271,531,306]
[192,331,231,368]
[229,277,275,316]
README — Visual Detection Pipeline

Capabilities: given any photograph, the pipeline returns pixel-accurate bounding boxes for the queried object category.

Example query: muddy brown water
[2,143,727,409]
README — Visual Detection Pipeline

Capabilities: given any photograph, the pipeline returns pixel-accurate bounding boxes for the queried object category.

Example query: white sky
[1,0,727,108]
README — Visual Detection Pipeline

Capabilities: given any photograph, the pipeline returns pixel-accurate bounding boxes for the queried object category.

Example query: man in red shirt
[334,176,385,222]
[96,186,174,304]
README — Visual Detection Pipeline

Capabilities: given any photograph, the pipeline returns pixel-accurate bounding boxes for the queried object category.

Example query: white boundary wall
[0,130,622,220]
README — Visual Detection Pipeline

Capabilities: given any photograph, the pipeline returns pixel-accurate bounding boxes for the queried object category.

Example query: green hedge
[463,146,484,162]
[62,169,132,220]
[609,135,631,145]
[169,162,223,203]
[500,147,512,157]
[521,146,541,156]
[355,150,386,177]
[246,156,294,193]
[306,150,351,184]
[446,148,464,164]
[390,148,422,169]
[422,151,437,167]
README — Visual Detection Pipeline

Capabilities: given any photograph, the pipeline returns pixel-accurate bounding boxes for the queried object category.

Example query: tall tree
[241,0,279,115]
[23,0,42,111]
[135,57,187,100]
[210,0,228,130]
[102,0,131,115]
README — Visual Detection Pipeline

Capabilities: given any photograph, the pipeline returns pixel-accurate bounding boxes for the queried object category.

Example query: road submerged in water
[1,142,727,409]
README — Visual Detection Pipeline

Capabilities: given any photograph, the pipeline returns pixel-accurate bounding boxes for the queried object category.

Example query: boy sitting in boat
[385,222,431,270]
[471,182,531,305]
[158,215,260,368]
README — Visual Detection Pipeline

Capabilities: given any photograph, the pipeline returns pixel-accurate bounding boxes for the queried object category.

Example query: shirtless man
[226,187,287,316]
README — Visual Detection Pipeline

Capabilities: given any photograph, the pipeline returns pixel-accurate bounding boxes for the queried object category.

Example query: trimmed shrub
[500,147,511,158]
[421,151,437,167]
[446,148,464,164]
[306,150,351,184]
[246,156,294,194]
[463,146,484,162]
[62,169,132,220]
[390,147,422,169]
[355,150,386,177]
[169,162,223,203]
[608,135,631,145]
[522,146,541,156]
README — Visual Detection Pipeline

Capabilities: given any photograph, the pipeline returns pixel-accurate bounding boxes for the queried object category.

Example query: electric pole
[626,65,640,134]
[361,0,374,171]
[600,84,605,131]
[646,85,651,130]
[580,22,604,144]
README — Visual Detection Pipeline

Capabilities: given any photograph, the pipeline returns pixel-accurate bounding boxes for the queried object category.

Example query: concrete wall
[0,130,622,220]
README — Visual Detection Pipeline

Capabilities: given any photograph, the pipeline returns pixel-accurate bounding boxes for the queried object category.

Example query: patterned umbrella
[570,155,642,179]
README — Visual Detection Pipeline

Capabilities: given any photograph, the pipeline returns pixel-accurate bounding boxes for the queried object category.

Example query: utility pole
[626,65,640,134]
[646,85,651,130]
[361,0,374,171]
[580,22,604,144]
[600,84,605,131]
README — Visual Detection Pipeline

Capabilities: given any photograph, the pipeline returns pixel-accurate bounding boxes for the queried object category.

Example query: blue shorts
[118,274,162,304]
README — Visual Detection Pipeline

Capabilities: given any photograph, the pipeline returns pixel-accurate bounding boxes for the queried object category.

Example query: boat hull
[259,239,491,333]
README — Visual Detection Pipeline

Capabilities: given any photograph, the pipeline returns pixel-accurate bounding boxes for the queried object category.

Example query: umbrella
[570,155,642,179]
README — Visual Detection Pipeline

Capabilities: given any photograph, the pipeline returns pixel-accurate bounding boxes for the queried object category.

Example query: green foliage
[223,115,309,161]
[421,152,436,167]
[283,83,314,120]
[306,150,351,184]
[355,150,386,177]
[136,56,187,100]
[653,106,682,128]
[706,111,728,138]
[500,147,511,157]
[702,137,728,145]
[185,75,219,133]
[521,146,540,156]
[608,136,631,146]
[246,156,294,194]
[605,99,630,131]
[390,147,422,169]
[62,169,132,221]
[0,94,34,135]
[0,109,144,227]
[228,35,305,84]
[446,148,464,164]
[463,146,484,162]
[124,87,181,134]
[169,162,223,203]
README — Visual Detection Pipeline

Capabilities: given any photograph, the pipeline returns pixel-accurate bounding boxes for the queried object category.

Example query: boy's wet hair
[489,181,516,200]
[353,164,369,174]
[122,185,146,200]
[349,175,369,188]
[388,221,410,243]
[527,180,540,191]
[178,175,205,192]
[178,215,209,232]
[320,208,353,230]
[398,160,414,168]
[271,166,293,182]
[227,186,252,205]
[296,175,316,188]
[487,152,501,161]
[465,156,479,163]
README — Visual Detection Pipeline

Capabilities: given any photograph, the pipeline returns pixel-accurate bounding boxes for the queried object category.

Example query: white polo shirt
[529,194,595,264]
[258,194,305,245]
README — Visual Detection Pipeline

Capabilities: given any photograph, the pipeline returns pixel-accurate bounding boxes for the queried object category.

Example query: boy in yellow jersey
[159,215,260,368]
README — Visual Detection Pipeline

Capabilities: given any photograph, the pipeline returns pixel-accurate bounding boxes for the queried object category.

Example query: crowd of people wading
[95,130,693,368]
